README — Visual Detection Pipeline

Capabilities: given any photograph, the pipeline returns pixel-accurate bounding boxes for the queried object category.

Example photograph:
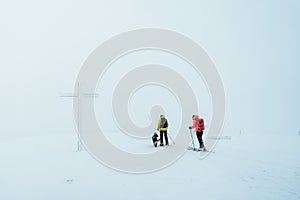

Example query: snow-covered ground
[1,1,300,200]
[1,130,299,200]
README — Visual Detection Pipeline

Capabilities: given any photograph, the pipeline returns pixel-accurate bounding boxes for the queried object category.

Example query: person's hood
[160,115,166,119]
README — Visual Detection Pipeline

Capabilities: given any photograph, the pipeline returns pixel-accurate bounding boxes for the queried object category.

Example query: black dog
[152,132,159,147]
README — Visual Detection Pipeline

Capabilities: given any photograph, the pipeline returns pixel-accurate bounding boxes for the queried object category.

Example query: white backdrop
[1,1,300,200]
[1,1,299,141]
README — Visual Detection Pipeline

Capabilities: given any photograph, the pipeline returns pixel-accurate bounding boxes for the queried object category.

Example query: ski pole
[189,129,196,151]
[168,133,175,145]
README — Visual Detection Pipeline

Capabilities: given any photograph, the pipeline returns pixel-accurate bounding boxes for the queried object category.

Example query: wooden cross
[60,82,98,152]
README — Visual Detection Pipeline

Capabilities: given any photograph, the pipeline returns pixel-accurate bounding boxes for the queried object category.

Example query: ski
[187,146,214,153]
[187,146,200,151]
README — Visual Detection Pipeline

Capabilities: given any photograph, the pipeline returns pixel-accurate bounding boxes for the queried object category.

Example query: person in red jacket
[189,114,205,150]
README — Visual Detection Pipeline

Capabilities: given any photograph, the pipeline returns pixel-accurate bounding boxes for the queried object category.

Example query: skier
[157,115,169,146]
[189,114,206,150]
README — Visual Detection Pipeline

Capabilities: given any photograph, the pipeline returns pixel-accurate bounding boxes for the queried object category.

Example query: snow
[1,1,300,199]
[1,131,299,200]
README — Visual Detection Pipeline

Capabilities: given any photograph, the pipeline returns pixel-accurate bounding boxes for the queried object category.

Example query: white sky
[0,0,299,139]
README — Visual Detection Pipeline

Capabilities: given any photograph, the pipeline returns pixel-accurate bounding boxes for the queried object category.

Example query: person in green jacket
[157,115,169,146]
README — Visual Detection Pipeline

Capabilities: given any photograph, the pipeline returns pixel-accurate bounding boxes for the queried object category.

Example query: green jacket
[157,115,168,131]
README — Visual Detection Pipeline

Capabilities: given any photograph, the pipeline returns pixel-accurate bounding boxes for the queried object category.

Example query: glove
[188,126,192,130]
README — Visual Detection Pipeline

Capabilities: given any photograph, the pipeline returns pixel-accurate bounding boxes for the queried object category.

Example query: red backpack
[198,118,205,131]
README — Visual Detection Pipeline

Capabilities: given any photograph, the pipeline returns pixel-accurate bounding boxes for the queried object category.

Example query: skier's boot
[199,144,205,151]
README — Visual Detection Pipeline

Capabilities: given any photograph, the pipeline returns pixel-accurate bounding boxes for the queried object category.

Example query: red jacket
[192,115,205,132]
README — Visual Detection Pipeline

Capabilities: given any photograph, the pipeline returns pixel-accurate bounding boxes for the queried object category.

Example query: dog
[152,132,160,147]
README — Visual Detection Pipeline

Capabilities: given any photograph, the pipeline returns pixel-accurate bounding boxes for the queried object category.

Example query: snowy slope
[1,131,299,200]
[1,1,300,200]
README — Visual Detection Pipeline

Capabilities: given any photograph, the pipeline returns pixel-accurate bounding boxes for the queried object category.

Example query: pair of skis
[187,146,205,151]
[187,146,210,152]
[187,146,215,153]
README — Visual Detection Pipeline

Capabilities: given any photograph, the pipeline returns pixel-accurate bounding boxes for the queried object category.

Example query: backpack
[160,118,168,128]
[198,118,205,131]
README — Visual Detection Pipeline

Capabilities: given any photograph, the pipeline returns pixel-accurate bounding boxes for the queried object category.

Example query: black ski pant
[160,130,169,145]
[196,131,204,148]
